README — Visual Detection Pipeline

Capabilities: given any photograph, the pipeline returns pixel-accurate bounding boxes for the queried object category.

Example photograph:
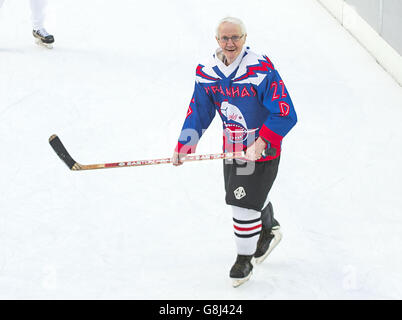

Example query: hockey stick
[49,134,245,171]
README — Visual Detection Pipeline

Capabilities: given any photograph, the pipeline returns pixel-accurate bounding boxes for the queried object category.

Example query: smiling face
[216,22,246,65]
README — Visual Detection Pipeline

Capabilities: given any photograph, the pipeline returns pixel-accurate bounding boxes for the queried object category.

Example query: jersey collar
[214,47,248,78]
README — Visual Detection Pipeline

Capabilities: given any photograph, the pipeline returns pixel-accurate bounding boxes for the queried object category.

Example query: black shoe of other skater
[230,254,253,287]
[33,28,54,44]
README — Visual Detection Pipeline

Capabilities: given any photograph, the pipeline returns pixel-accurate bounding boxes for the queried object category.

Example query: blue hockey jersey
[175,47,297,161]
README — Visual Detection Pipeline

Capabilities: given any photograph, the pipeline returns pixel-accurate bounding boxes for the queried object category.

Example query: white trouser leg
[30,0,47,30]
[0,0,5,9]
[231,206,262,255]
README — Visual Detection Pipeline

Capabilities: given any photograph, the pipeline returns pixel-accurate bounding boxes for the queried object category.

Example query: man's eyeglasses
[218,35,244,43]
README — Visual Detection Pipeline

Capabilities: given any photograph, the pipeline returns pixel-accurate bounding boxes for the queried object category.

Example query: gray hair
[215,17,247,37]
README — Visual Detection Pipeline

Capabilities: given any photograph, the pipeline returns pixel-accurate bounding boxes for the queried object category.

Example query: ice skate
[253,203,282,264]
[33,28,54,49]
[230,254,253,287]
[253,226,282,264]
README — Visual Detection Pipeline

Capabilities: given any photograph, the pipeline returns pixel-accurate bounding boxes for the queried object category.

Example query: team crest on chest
[220,101,258,143]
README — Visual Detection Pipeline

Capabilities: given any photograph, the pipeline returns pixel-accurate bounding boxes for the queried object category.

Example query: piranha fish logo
[220,101,257,143]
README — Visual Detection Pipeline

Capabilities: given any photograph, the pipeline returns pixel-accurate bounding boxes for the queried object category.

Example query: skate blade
[35,39,53,49]
[254,228,282,265]
[231,271,252,288]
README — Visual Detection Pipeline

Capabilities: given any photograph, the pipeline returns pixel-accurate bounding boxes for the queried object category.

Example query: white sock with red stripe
[231,206,262,255]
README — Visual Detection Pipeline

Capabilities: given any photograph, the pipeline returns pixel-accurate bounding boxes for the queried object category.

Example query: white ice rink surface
[1,0,402,299]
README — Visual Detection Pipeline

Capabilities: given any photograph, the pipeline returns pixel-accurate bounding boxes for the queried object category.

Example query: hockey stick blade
[49,134,81,170]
